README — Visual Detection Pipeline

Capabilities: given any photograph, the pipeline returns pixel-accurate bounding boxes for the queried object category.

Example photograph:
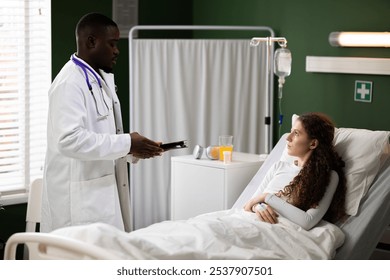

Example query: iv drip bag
[274,47,292,78]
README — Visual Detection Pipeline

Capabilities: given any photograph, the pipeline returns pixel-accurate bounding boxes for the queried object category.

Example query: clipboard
[160,140,188,151]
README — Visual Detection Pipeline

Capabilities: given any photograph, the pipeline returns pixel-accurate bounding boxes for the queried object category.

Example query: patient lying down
[52,112,347,259]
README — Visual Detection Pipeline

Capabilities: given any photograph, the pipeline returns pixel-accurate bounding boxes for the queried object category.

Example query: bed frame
[4,232,120,260]
[334,155,390,259]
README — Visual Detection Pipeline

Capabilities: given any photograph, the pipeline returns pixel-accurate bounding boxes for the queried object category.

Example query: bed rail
[4,232,120,260]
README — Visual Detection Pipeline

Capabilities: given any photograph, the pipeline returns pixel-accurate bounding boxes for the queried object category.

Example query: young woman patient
[244,112,347,230]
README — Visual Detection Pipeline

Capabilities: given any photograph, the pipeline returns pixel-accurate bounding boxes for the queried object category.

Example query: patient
[244,112,346,230]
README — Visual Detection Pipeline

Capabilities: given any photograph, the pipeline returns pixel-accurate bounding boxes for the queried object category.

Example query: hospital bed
[4,126,390,260]
[233,127,390,259]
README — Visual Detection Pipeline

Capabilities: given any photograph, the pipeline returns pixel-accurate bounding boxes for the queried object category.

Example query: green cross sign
[354,81,372,103]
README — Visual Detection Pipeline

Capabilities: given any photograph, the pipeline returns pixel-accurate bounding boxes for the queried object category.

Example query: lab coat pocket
[70,173,116,224]
[92,86,110,120]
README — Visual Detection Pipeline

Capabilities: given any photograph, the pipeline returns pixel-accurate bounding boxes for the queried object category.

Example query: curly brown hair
[280,112,347,223]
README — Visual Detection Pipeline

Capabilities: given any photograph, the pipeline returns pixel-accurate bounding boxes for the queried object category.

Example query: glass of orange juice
[219,135,233,162]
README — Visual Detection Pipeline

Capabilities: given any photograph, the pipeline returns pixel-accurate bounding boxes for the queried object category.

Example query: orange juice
[219,145,233,161]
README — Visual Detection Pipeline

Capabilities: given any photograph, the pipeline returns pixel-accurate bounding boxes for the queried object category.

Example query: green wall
[0,204,27,259]
[192,0,390,136]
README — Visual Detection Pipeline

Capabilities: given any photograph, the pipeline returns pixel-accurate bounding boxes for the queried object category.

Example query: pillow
[333,127,389,215]
[280,114,390,216]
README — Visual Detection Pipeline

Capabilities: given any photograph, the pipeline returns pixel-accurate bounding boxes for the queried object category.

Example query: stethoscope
[71,54,110,119]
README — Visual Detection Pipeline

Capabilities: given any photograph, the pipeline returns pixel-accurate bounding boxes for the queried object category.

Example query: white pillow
[280,114,390,216]
[333,127,389,215]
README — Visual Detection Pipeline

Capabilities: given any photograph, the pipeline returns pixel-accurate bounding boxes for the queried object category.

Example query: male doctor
[41,13,163,233]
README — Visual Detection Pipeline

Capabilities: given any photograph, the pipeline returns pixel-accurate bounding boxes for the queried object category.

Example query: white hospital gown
[251,161,339,230]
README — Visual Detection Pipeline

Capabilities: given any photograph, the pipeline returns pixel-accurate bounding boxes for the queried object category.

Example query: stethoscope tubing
[71,54,110,118]
[71,54,102,89]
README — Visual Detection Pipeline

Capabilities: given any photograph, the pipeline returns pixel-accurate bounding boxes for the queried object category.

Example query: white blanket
[52,209,345,260]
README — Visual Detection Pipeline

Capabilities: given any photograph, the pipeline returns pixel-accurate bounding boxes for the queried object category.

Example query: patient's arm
[265,171,339,230]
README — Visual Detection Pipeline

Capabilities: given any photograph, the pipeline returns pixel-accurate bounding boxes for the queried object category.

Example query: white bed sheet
[52,208,344,260]
[49,133,345,260]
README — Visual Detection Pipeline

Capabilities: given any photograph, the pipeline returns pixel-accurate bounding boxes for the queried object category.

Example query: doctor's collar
[71,54,102,89]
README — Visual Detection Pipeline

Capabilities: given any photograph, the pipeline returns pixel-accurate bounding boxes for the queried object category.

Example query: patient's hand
[243,193,268,212]
[243,201,255,212]
[253,204,279,224]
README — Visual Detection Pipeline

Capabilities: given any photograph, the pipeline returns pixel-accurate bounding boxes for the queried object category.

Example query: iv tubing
[278,86,283,139]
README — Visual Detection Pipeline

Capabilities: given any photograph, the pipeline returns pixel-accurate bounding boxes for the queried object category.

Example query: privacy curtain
[130,39,268,229]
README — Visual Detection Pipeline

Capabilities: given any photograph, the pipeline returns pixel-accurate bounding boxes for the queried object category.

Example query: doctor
[41,13,163,233]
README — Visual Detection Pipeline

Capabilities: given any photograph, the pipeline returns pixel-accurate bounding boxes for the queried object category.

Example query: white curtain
[130,39,268,229]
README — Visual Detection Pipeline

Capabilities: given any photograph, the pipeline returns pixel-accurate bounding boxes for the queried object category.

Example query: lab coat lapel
[99,71,123,132]
[100,70,132,232]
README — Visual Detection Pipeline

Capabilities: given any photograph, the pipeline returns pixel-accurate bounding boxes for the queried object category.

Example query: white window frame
[0,0,51,206]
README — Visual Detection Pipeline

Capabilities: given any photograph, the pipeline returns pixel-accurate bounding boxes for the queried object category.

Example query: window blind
[0,0,50,195]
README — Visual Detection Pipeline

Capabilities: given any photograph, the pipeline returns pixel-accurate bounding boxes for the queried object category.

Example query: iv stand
[250,37,288,153]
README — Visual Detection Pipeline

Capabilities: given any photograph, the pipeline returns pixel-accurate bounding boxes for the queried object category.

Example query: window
[0,1,51,203]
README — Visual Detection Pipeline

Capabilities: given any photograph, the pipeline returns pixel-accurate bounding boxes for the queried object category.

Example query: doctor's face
[93,25,120,73]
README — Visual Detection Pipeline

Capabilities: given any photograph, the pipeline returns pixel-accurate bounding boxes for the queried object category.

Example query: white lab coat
[41,56,132,232]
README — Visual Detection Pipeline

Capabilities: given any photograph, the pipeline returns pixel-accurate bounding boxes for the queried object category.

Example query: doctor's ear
[86,35,97,48]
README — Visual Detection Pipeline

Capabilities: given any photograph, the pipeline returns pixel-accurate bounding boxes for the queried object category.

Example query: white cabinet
[171,152,265,220]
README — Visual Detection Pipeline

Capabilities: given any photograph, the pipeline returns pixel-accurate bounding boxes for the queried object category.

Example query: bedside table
[170,152,265,220]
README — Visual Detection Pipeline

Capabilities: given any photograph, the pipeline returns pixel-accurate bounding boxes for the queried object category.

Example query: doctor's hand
[129,132,163,159]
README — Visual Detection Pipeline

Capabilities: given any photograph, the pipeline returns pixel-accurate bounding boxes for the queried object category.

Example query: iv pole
[250,37,288,153]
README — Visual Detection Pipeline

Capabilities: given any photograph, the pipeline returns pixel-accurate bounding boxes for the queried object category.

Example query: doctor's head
[75,12,120,73]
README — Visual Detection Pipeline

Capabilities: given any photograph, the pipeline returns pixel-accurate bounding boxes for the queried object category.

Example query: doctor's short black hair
[75,12,117,37]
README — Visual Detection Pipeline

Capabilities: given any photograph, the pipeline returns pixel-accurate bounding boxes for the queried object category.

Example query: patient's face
[286,120,313,160]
